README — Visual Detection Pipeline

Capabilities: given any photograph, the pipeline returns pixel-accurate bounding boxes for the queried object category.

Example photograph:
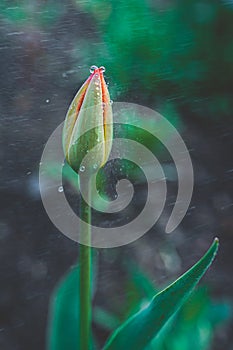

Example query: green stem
[79,178,92,350]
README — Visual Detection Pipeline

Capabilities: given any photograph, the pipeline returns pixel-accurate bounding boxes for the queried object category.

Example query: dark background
[0,1,232,349]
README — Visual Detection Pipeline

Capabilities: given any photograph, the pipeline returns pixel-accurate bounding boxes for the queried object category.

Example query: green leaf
[103,238,219,350]
[47,266,80,350]
[126,262,158,300]
[147,287,212,350]
[93,307,120,331]
[47,249,99,350]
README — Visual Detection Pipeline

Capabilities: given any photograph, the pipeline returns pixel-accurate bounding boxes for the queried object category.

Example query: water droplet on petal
[79,165,85,172]
[110,100,113,105]
[90,65,98,73]
[99,66,106,73]
[58,186,63,193]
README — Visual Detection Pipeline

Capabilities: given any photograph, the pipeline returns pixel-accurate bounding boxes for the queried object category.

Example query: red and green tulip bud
[63,65,113,174]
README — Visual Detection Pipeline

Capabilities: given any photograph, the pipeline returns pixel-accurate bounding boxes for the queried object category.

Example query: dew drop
[93,164,98,170]
[110,100,113,105]
[99,66,106,73]
[79,165,85,172]
[90,65,98,73]
[58,186,63,193]
[46,99,50,103]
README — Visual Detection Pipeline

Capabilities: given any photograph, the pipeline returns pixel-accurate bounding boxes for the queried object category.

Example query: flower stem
[79,178,92,350]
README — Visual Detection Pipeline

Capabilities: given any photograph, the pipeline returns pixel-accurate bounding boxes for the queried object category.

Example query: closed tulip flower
[63,65,113,174]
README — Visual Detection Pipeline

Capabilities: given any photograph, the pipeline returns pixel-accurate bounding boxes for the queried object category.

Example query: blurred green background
[0,0,232,349]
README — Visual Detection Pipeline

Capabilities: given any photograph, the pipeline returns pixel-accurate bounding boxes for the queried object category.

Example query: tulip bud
[62,65,113,174]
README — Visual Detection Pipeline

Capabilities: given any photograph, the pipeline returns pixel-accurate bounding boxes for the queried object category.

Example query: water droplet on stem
[79,165,85,172]
[58,186,63,193]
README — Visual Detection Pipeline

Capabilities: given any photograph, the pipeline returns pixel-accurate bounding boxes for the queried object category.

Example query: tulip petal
[100,72,113,164]
[63,75,92,158]
[63,67,113,173]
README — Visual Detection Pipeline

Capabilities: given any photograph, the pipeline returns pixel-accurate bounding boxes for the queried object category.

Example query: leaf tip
[210,237,219,260]
[213,237,220,252]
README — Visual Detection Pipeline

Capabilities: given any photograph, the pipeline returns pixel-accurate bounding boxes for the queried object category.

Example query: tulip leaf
[103,238,219,350]
[47,252,97,350]
[46,264,96,350]
[93,307,121,331]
